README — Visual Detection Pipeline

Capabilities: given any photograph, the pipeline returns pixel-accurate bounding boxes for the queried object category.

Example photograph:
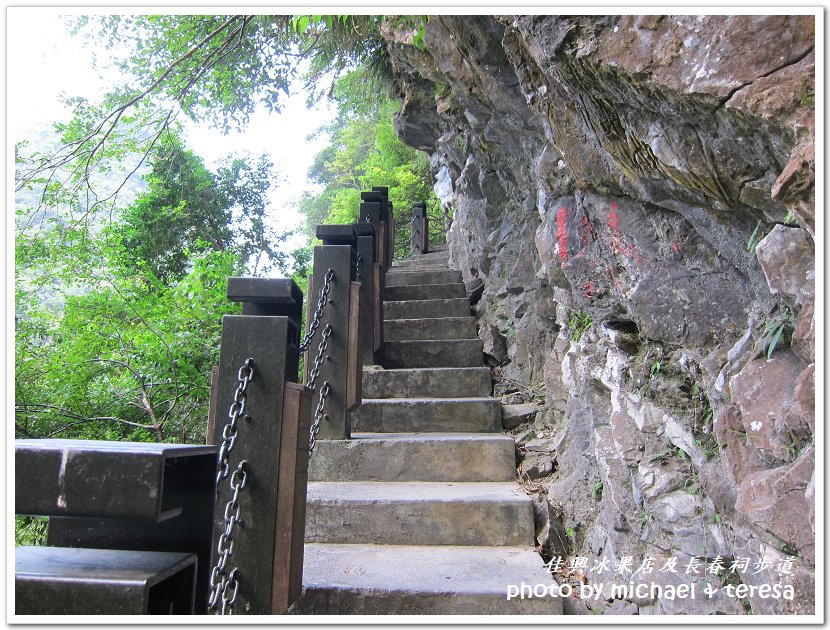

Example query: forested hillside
[14,15,435,447]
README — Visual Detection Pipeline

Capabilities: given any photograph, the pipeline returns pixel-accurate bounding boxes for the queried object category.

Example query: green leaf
[766,322,785,358]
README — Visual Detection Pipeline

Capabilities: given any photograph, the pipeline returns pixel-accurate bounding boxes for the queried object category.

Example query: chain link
[306,323,333,456]
[298,268,334,353]
[208,358,254,615]
[354,251,363,281]
[306,324,332,392]
[308,381,330,455]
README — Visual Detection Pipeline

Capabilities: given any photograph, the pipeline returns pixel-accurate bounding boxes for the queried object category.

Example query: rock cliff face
[385,15,815,615]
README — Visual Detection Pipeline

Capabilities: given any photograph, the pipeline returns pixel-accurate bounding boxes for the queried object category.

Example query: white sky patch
[9,8,337,261]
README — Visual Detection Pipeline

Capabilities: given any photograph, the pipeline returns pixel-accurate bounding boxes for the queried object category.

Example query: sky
[8,8,338,257]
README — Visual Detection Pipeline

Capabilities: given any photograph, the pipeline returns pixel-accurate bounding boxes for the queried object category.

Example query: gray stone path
[293,247,561,615]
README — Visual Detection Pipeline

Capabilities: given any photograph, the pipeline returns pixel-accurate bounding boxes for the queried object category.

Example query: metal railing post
[207,279,311,614]
[354,223,377,365]
[360,194,387,352]
[411,201,428,255]
[372,186,394,266]
[304,244,357,441]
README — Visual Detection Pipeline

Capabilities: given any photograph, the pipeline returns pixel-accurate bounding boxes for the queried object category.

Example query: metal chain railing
[208,358,254,615]
[306,324,332,455]
[411,214,422,255]
[298,268,334,353]
[295,268,339,457]
[354,251,363,281]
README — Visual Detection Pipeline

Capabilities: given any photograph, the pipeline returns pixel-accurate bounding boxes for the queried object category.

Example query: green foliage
[299,72,441,259]
[16,247,240,444]
[19,14,429,219]
[683,469,700,495]
[648,446,679,463]
[746,220,763,252]
[590,480,604,501]
[568,310,593,342]
[797,76,815,108]
[761,306,794,359]
[15,517,48,547]
[13,130,292,444]
[110,133,284,282]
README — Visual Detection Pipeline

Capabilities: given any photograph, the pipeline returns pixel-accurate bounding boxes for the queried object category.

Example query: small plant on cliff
[797,76,815,108]
[590,480,604,501]
[568,310,593,342]
[683,469,700,495]
[746,220,763,252]
[761,305,794,359]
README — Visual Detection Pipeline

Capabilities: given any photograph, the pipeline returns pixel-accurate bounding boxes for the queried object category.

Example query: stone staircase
[294,247,560,615]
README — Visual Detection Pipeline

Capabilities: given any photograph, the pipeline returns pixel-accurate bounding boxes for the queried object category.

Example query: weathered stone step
[351,397,501,433]
[384,317,477,342]
[392,255,450,269]
[294,543,561,614]
[363,367,491,398]
[393,250,450,263]
[381,339,483,369]
[305,482,535,546]
[384,298,470,320]
[385,269,462,287]
[309,433,516,482]
[384,283,466,301]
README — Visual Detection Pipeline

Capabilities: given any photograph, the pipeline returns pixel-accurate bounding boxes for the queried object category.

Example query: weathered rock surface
[384,14,815,615]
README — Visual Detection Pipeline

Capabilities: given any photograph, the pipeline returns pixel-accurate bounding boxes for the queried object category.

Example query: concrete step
[393,251,450,264]
[384,317,477,342]
[381,339,483,369]
[309,433,516,482]
[385,269,462,287]
[294,543,561,614]
[392,256,450,269]
[363,367,491,398]
[351,397,501,433]
[384,298,470,320]
[384,283,466,301]
[305,482,535,546]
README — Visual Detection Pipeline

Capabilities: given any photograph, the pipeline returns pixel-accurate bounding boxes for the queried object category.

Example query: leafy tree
[112,131,285,282]
[299,73,441,258]
[14,13,434,448]
[16,14,427,219]
[14,131,285,444]
[16,247,239,444]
